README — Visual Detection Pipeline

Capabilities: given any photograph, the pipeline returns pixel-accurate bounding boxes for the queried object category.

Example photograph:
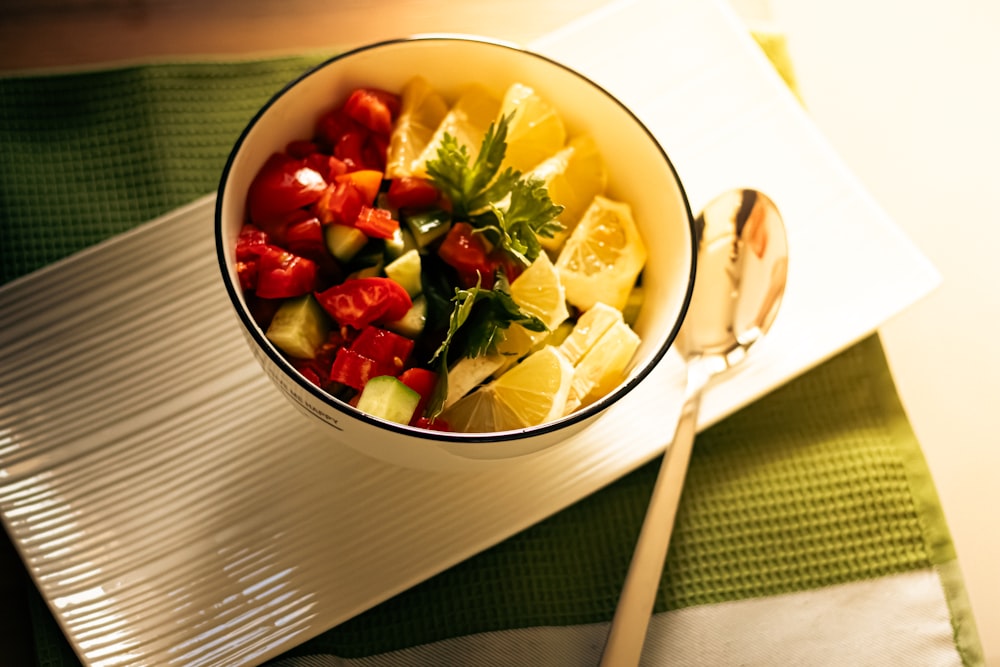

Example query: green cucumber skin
[356,375,420,424]
[325,224,368,262]
[265,294,330,359]
[384,249,423,297]
[386,295,427,338]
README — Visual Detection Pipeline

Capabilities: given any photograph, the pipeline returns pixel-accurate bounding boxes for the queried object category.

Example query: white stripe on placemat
[271,568,961,666]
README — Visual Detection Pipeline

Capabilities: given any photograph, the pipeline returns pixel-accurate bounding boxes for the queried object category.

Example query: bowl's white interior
[219,36,694,441]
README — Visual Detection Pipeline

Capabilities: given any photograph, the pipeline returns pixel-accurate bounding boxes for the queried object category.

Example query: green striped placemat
[0,46,982,666]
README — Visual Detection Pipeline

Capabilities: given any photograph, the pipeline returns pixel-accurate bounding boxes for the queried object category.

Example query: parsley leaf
[425,112,564,266]
[425,115,510,219]
[425,273,547,418]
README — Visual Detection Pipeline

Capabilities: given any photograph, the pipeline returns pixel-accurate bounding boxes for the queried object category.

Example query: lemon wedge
[497,83,567,174]
[411,84,500,177]
[440,345,574,433]
[563,319,640,415]
[529,135,608,252]
[496,251,570,367]
[385,76,450,178]
[554,195,647,312]
[557,301,623,366]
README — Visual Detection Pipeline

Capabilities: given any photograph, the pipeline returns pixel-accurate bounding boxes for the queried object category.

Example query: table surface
[1,0,996,664]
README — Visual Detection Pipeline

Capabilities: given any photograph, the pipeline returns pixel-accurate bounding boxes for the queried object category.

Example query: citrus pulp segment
[440,345,574,432]
[497,83,567,174]
[529,135,607,252]
[385,76,450,178]
[554,195,647,312]
[411,85,501,177]
[563,319,641,415]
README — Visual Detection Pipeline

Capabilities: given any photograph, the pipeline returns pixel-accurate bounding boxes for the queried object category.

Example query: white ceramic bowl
[216,35,696,471]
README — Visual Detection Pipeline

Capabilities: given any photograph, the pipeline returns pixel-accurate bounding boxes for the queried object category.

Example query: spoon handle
[599,366,708,667]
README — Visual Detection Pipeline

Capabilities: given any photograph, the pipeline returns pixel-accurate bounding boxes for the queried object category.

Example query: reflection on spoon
[599,188,788,667]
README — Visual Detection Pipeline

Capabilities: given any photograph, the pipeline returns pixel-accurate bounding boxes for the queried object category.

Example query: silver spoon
[599,188,788,666]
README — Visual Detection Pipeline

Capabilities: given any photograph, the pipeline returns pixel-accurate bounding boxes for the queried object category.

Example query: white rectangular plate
[0,0,939,665]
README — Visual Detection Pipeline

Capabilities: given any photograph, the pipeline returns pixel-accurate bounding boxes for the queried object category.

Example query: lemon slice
[440,346,574,433]
[385,76,450,178]
[411,84,501,177]
[554,196,647,312]
[557,301,623,365]
[497,83,567,174]
[563,319,641,415]
[529,135,607,252]
[496,252,570,366]
[446,253,570,407]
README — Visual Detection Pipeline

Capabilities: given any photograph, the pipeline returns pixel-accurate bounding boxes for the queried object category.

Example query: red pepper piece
[328,347,396,391]
[355,205,399,240]
[335,169,383,205]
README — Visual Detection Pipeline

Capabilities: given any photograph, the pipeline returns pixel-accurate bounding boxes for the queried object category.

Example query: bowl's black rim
[214,34,698,446]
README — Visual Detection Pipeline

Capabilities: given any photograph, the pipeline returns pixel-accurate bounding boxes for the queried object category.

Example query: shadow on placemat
[19,335,951,665]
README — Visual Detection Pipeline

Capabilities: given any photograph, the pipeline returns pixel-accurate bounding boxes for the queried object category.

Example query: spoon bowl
[599,188,788,666]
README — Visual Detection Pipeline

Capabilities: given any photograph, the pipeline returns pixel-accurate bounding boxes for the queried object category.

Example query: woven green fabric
[0,56,330,284]
[0,53,979,665]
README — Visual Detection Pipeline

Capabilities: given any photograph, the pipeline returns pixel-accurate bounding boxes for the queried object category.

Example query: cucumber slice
[384,249,423,297]
[384,226,417,261]
[325,224,368,262]
[403,208,451,249]
[355,375,421,425]
[265,294,330,359]
[385,294,427,338]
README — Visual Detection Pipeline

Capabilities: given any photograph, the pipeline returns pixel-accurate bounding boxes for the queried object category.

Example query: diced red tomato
[438,222,496,288]
[387,177,440,210]
[351,326,414,370]
[315,180,366,226]
[247,153,327,225]
[304,153,349,182]
[398,368,438,423]
[489,247,524,284]
[315,277,412,329]
[236,260,258,291]
[355,206,398,240]
[255,246,317,299]
[284,216,325,259]
[335,169,383,205]
[333,129,371,171]
[344,88,401,136]
[285,140,322,159]
[367,133,390,171]
[315,107,363,147]
[235,224,270,261]
[255,208,313,246]
[328,347,396,391]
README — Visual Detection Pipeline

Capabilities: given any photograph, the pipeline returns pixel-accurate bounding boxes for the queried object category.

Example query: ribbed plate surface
[0,0,939,665]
